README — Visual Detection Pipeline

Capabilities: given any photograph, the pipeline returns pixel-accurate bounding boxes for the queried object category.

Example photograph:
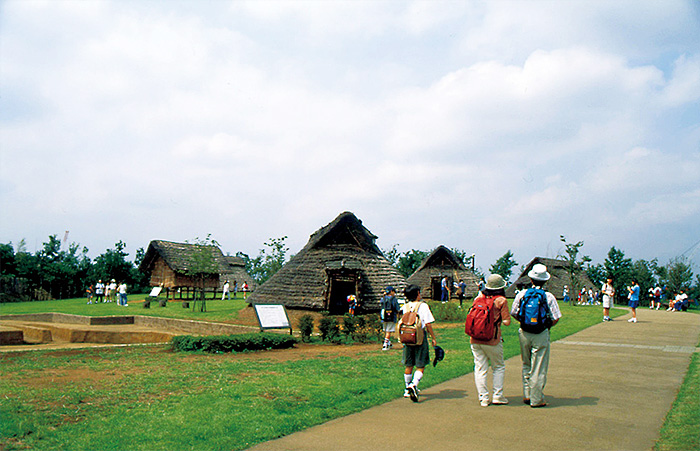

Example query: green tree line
[0,236,148,302]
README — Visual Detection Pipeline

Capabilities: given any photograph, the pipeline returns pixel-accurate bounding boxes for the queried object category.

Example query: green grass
[655,344,700,451]
[0,294,249,323]
[0,302,625,451]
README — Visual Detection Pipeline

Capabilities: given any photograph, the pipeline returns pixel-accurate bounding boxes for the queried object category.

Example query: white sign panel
[149,286,163,297]
[253,304,291,331]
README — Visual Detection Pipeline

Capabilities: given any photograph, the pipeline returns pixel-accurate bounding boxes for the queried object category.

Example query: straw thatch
[247,211,407,314]
[505,256,597,300]
[139,240,255,291]
[406,245,480,300]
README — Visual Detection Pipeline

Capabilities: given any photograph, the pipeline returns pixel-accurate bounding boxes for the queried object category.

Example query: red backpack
[465,295,498,341]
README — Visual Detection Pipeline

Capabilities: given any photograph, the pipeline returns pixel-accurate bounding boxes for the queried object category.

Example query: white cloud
[1,0,699,269]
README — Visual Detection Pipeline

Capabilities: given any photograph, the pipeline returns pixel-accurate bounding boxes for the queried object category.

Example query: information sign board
[253,304,292,334]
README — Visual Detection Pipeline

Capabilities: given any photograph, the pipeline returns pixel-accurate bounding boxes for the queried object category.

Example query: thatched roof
[139,240,256,290]
[407,245,480,299]
[505,256,597,299]
[247,211,406,312]
[140,240,223,275]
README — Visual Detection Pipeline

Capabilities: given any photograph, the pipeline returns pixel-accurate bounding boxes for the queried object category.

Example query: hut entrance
[327,269,359,315]
[430,276,452,301]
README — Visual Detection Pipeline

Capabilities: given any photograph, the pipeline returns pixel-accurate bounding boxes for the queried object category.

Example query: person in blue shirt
[627,280,640,323]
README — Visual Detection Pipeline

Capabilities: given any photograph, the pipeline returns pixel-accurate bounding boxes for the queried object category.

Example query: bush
[172,332,298,353]
[352,315,382,343]
[298,314,315,342]
[342,313,358,339]
[428,300,468,322]
[318,315,341,343]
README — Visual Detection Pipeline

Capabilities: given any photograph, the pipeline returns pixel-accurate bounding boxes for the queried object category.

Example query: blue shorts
[628,300,639,308]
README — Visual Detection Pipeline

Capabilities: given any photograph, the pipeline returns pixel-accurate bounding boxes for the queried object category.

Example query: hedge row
[172,332,298,353]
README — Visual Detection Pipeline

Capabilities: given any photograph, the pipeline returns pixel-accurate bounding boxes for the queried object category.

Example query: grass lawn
[1,301,694,450]
[655,337,700,451]
[0,294,251,324]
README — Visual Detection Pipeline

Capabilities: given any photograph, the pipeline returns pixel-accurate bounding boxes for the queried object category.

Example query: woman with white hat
[467,274,511,407]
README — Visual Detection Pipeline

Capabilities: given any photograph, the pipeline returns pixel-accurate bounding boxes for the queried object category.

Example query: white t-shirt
[401,301,435,329]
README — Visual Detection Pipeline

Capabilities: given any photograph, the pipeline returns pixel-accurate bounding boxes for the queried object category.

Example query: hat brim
[485,282,506,290]
[528,270,550,281]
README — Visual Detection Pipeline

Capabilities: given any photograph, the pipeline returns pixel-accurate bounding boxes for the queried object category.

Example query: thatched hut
[247,211,407,314]
[139,240,255,297]
[407,245,480,301]
[505,256,597,300]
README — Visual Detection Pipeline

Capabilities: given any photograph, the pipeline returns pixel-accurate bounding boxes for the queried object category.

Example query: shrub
[342,313,358,339]
[318,315,341,343]
[352,315,382,343]
[428,300,468,322]
[298,314,315,342]
[172,332,298,353]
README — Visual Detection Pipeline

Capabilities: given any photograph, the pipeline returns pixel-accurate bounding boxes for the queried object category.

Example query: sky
[1,0,699,277]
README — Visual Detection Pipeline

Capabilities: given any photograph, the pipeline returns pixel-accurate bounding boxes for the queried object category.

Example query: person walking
[400,284,437,403]
[601,277,615,322]
[511,263,562,408]
[468,274,511,407]
[95,280,105,304]
[380,286,400,350]
[440,276,449,303]
[457,279,467,308]
[118,282,128,306]
[627,280,640,323]
[222,280,230,301]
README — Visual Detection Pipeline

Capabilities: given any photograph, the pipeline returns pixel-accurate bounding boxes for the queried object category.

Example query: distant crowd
[85,279,129,306]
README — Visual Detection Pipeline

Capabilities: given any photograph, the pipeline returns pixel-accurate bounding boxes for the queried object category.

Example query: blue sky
[1,0,699,277]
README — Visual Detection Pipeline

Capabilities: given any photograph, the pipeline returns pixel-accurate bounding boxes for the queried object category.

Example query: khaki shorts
[382,322,396,333]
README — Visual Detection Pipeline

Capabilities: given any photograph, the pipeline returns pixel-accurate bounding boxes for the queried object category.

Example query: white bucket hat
[528,263,550,281]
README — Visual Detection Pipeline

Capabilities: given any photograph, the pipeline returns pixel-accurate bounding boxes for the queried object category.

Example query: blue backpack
[516,288,553,334]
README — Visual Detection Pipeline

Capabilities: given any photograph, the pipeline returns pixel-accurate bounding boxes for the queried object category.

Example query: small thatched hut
[139,240,255,297]
[505,257,597,300]
[247,211,407,314]
[407,245,480,301]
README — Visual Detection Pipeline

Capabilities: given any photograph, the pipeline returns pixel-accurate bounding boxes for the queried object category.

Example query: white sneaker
[628,318,637,323]
[404,389,411,398]
[480,399,490,407]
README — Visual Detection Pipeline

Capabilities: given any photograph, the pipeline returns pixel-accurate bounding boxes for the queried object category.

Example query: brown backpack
[398,302,424,346]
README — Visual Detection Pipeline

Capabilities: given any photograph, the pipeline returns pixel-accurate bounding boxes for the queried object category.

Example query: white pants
[470,342,506,403]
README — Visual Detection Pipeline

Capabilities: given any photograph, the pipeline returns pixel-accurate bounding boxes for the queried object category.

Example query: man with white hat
[510,263,562,408]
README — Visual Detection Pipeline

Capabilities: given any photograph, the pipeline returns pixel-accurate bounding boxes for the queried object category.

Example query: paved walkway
[249,308,700,451]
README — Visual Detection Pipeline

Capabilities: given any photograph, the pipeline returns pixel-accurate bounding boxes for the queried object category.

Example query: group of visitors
[221,280,247,300]
[86,279,129,306]
[380,263,562,407]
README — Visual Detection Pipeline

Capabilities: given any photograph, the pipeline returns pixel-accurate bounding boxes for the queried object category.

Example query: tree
[604,246,633,304]
[185,235,221,312]
[631,259,659,305]
[586,263,607,289]
[237,236,289,285]
[490,250,518,282]
[91,241,133,286]
[559,236,591,306]
[663,256,694,297]
[395,249,428,278]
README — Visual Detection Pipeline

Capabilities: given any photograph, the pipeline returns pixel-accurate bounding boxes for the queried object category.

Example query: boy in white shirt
[400,284,438,403]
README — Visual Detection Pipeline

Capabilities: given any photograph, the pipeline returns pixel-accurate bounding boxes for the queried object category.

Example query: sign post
[253,304,292,335]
